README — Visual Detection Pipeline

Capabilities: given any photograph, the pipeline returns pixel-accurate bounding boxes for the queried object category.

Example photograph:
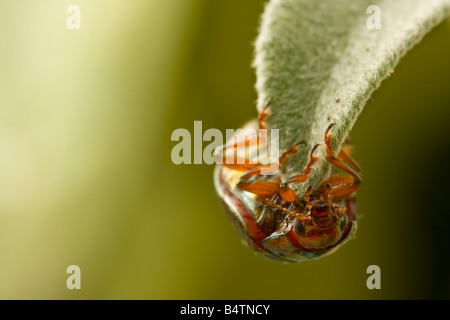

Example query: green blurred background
[0,0,449,299]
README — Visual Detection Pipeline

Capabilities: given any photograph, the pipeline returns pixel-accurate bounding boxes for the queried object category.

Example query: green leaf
[253,0,450,196]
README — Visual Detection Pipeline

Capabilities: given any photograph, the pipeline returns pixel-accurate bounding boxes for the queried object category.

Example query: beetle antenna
[265,199,311,224]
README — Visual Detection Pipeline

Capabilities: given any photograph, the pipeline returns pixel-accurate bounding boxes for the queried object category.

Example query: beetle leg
[238,140,306,180]
[238,163,280,180]
[216,135,260,154]
[326,131,361,172]
[258,101,271,130]
[322,123,362,199]
[235,141,306,197]
[237,179,281,196]
[324,123,362,179]
[338,149,362,173]
[214,129,266,171]
[214,134,264,171]
[338,137,362,173]
[279,140,306,165]
[319,174,360,200]
[279,144,320,203]
[216,158,262,172]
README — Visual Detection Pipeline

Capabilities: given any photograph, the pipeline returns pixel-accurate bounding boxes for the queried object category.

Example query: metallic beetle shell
[214,164,358,263]
[213,120,358,262]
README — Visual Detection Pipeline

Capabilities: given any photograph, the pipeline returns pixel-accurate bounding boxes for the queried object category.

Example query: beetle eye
[293,218,305,236]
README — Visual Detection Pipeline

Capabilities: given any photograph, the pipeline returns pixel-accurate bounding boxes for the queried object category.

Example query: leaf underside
[253,0,450,196]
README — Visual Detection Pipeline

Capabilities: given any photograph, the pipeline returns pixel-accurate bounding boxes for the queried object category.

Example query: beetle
[214,102,362,262]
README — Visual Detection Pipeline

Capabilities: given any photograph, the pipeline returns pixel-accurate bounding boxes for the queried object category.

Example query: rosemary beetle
[214,102,361,262]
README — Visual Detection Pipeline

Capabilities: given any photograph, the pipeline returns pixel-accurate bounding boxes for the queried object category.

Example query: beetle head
[290,199,349,251]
